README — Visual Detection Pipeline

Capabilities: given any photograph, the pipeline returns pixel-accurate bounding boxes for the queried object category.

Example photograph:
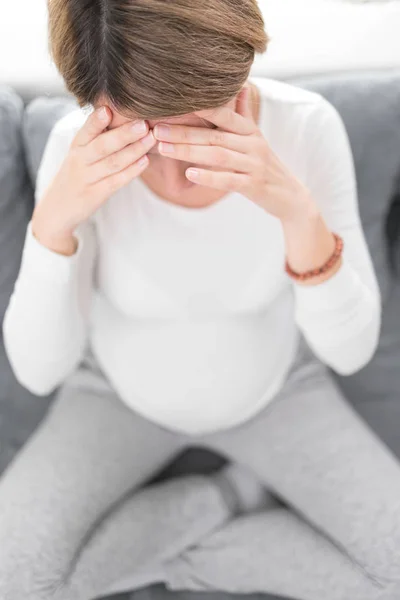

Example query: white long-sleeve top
[3,76,381,435]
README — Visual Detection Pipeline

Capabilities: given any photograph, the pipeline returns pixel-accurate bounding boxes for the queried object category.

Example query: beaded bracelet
[284,232,344,282]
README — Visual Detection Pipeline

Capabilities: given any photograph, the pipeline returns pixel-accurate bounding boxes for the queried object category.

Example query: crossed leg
[0,354,232,600]
[164,344,400,600]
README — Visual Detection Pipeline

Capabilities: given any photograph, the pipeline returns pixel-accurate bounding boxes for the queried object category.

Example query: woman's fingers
[85,119,151,164]
[87,131,156,183]
[72,106,112,147]
[91,152,150,198]
[158,143,256,173]
[72,104,152,166]
[195,103,256,136]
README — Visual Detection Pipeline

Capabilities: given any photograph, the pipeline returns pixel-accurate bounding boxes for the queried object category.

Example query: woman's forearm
[2,221,93,396]
[280,198,380,375]
[281,200,343,286]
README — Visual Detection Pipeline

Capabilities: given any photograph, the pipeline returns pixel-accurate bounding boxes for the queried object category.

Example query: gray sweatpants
[1,335,400,600]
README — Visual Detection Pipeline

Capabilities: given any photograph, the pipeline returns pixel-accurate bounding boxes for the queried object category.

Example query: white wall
[0,0,65,96]
[252,0,400,78]
[1,0,400,98]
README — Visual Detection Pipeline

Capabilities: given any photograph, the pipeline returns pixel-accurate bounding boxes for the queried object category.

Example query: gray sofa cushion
[113,584,290,600]
[0,86,52,472]
[289,70,400,457]
[22,96,78,183]
[0,86,32,324]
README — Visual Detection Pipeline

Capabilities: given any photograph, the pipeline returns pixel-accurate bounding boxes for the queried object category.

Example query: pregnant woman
[2,1,400,600]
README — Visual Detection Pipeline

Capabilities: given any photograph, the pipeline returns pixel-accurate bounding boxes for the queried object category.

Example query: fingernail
[132,120,147,133]
[186,168,199,179]
[138,155,149,167]
[154,124,170,139]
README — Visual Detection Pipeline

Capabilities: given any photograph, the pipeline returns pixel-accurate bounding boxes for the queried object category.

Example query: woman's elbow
[331,308,381,376]
[3,336,84,396]
[5,355,62,396]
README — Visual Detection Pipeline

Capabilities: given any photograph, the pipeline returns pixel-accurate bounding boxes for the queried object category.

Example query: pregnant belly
[90,293,297,435]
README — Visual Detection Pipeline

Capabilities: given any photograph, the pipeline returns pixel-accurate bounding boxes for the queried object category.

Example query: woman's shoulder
[250,75,325,109]
[249,76,347,188]
[250,76,343,159]
[250,75,336,132]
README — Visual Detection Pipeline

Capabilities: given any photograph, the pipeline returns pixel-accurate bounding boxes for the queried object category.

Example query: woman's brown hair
[48,0,269,120]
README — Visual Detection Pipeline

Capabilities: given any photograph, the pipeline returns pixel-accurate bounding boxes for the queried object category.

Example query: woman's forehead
[106,110,212,130]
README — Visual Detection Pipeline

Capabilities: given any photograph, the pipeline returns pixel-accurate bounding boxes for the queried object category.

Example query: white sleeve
[2,119,97,395]
[292,96,382,376]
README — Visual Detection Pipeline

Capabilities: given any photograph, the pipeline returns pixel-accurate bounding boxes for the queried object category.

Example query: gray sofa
[0,70,399,600]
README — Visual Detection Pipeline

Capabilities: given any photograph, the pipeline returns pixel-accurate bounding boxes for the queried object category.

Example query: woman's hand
[153,86,315,223]
[32,106,156,254]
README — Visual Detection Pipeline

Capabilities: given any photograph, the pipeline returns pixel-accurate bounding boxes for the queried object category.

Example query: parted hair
[48,0,270,120]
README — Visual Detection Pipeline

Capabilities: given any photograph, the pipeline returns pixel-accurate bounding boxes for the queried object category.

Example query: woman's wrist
[31,216,78,257]
[281,200,342,286]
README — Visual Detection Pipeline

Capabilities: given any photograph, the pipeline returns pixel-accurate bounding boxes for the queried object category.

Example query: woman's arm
[284,97,381,376]
[2,118,97,395]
